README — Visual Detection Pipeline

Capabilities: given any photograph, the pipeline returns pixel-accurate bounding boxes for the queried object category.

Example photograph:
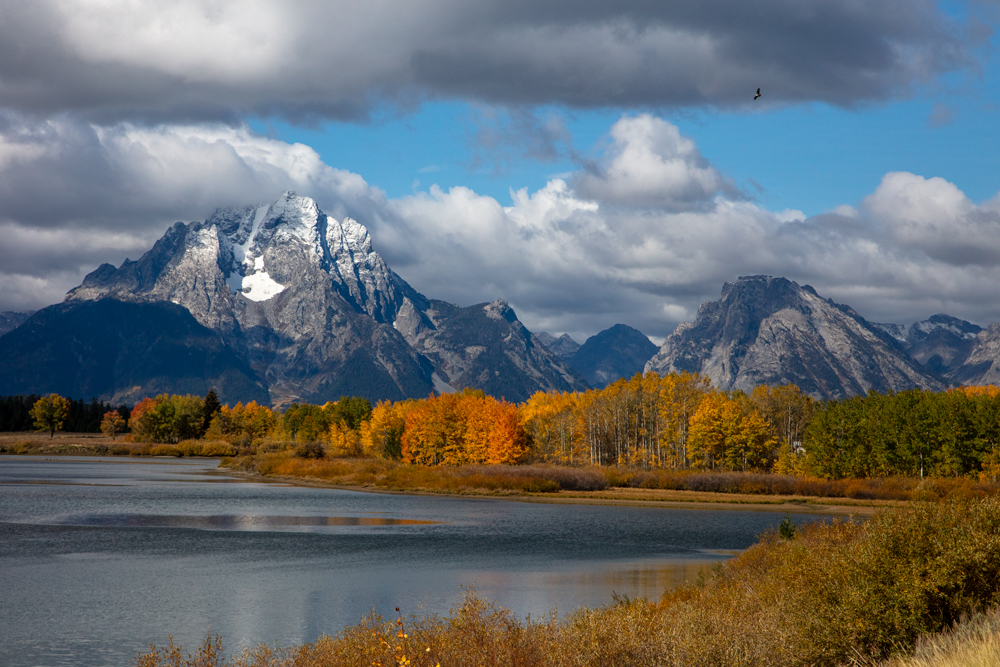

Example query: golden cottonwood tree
[658,372,712,469]
[688,391,777,471]
[100,411,126,439]
[31,394,71,438]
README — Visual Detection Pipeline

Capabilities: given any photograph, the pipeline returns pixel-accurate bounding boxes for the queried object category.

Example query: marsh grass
[229,454,597,494]
[227,453,1000,502]
[135,498,1000,667]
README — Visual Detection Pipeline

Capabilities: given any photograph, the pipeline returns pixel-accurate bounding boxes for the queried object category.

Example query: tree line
[0,394,130,433]
[11,379,1000,481]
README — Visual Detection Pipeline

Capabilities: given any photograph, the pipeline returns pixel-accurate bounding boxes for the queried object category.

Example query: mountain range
[645,275,999,399]
[0,192,587,405]
[537,324,658,388]
[3,194,1000,404]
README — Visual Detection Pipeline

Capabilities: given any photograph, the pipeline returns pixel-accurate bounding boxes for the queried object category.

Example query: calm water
[0,456,824,666]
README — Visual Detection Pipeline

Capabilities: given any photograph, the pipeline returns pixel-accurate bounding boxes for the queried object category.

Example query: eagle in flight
[754,88,761,100]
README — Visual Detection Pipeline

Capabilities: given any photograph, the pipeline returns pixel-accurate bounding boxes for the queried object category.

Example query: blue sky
[1,0,1000,341]
[255,58,1000,219]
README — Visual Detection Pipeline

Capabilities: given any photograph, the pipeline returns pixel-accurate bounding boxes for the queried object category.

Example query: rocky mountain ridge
[0,311,33,337]
[874,314,981,377]
[645,276,947,399]
[10,192,587,405]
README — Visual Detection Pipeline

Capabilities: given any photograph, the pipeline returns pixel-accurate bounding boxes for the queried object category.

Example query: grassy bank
[0,432,239,457]
[5,433,999,506]
[224,451,1000,505]
[136,498,1000,667]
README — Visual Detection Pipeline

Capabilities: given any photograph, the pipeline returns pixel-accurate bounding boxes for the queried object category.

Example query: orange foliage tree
[400,390,529,465]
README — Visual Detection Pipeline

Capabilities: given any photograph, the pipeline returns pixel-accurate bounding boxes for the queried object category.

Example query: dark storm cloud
[0,0,974,123]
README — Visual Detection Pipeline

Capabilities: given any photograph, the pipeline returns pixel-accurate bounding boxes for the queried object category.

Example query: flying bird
[754,88,761,100]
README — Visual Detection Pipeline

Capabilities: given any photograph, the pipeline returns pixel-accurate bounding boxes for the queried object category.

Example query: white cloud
[3,113,1000,340]
[573,115,736,209]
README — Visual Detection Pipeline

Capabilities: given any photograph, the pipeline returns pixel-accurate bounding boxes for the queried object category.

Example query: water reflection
[52,513,442,530]
[0,456,831,667]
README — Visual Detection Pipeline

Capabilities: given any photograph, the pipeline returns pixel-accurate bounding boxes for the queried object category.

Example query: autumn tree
[100,411,126,439]
[402,393,467,465]
[688,391,776,471]
[361,400,416,459]
[658,372,712,469]
[520,391,586,464]
[280,403,330,442]
[207,401,276,444]
[31,394,71,438]
[482,398,529,464]
[397,390,530,465]
[129,394,206,443]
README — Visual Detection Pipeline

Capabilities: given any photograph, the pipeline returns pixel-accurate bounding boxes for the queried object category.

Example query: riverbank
[3,433,989,514]
[135,498,1000,667]
[232,468,887,516]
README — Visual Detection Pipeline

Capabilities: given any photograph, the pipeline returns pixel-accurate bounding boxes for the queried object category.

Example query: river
[0,456,826,666]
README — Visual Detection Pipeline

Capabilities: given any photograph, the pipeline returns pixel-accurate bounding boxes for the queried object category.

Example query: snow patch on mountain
[240,257,285,301]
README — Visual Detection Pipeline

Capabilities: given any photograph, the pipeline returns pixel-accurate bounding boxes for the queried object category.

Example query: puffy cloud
[0,0,975,121]
[573,115,736,209]
[0,118,387,311]
[3,112,1000,342]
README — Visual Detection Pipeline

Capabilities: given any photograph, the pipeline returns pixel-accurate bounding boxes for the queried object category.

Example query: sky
[1,0,1000,344]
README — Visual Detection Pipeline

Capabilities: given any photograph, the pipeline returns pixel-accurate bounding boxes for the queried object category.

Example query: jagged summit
[46,192,587,405]
[645,275,943,399]
[874,314,981,376]
[536,332,580,360]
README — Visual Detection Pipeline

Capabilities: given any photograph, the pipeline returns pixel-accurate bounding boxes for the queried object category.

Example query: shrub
[295,441,325,459]
[135,499,1000,667]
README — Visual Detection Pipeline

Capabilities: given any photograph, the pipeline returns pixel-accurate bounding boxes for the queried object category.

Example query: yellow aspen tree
[687,390,731,470]
[659,372,712,469]
[459,393,492,464]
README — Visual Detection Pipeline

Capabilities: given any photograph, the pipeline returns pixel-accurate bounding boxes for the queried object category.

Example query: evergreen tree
[202,389,222,436]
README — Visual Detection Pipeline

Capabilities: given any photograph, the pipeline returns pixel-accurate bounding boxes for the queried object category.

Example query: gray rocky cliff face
[946,324,1000,386]
[874,314,981,376]
[61,191,579,405]
[536,332,581,360]
[645,275,944,399]
[396,298,589,402]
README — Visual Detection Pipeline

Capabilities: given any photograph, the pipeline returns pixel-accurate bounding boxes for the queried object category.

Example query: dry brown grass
[225,454,998,507]
[0,432,238,457]
[881,608,1000,667]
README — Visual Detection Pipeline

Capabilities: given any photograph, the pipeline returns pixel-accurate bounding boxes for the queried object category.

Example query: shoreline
[226,468,883,516]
